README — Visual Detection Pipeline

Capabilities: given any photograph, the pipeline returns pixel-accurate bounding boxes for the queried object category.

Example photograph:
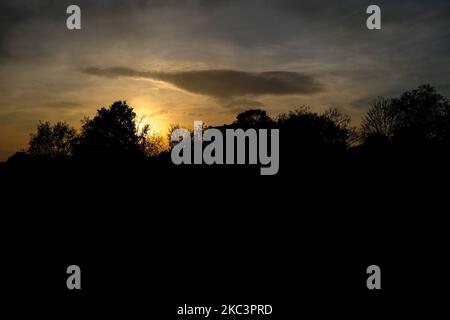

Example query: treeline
[7,84,450,165]
[9,101,164,163]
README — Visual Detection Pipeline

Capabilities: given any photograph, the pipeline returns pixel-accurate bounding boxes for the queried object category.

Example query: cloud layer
[81,67,323,98]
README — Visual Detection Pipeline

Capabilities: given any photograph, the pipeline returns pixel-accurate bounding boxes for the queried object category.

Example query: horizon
[1,0,450,161]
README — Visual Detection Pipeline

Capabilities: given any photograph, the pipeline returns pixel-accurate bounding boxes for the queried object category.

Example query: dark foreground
[1,153,448,318]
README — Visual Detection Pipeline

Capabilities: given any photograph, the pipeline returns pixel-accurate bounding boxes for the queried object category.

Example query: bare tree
[361,97,397,141]
[138,123,165,158]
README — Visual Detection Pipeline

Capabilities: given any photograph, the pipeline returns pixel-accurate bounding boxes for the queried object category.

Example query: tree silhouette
[166,123,182,151]
[278,106,353,151]
[393,84,449,146]
[140,125,165,158]
[75,101,151,159]
[361,85,450,148]
[361,97,397,142]
[323,107,358,146]
[6,84,450,172]
[233,109,274,128]
[28,121,78,158]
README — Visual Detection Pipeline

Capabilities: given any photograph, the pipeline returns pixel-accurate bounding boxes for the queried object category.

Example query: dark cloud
[81,67,323,98]
[0,0,178,62]
[0,0,64,61]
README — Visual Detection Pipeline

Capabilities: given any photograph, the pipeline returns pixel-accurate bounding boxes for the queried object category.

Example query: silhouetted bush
[28,121,78,158]
[278,106,353,154]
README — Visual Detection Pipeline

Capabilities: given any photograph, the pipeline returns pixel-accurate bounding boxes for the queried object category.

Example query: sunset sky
[1,0,449,160]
